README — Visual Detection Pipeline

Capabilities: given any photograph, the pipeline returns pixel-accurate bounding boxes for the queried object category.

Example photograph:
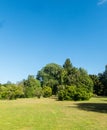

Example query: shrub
[35,87,42,98]
[43,86,52,98]
[74,88,92,101]
[58,85,76,101]
[58,85,92,101]
[58,90,65,101]
[0,85,24,100]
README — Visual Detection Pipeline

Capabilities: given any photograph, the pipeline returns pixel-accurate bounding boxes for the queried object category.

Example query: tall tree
[37,63,62,94]
[89,74,104,95]
[58,59,93,101]
[99,65,107,95]
[63,58,73,72]
[63,59,82,86]
[78,68,93,93]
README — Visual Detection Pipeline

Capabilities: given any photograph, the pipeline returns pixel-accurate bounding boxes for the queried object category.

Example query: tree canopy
[0,58,106,100]
[37,59,93,100]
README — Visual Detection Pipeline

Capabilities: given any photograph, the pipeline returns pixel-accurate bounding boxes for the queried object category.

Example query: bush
[35,87,42,98]
[0,85,24,100]
[58,90,65,101]
[58,86,76,101]
[58,85,92,101]
[74,88,92,101]
[43,86,52,98]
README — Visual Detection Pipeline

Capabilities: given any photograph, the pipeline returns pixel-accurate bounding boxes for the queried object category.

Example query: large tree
[63,59,93,92]
[37,63,62,94]
[58,59,93,100]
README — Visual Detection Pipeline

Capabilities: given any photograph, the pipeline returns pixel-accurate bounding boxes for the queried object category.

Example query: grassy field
[0,97,107,130]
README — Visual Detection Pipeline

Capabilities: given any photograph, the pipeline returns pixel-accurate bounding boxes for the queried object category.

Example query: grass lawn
[0,97,107,130]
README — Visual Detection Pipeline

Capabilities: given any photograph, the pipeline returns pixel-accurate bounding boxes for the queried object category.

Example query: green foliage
[74,87,92,101]
[63,60,93,93]
[78,68,93,93]
[98,65,107,96]
[1,58,104,101]
[58,85,92,101]
[63,58,73,72]
[0,84,24,100]
[37,63,62,94]
[59,59,93,101]
[0,75,42,100]
[57,90,64,100]
[90,74,104,95]
[35,87,42,98]
[43,86,52,98]
[36,58,93,101]
[23,75,41,98]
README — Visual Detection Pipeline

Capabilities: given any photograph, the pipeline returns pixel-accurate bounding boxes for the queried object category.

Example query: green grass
[0,97,107,130]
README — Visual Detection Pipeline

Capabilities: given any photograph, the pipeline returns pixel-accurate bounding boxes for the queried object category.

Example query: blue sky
[0,0,107,83]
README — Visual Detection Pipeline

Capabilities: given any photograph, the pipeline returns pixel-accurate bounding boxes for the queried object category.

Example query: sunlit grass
[0,97,107,130]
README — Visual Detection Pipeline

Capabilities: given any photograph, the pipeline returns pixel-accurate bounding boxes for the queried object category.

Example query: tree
[63,59,93,93]
[63,58,80,86]
[63,58,73,72]
[89,74,104,95]
[37,63,62,94]
[78,68,93,93]
[58,59,93,101]
[98,65,107,95]
[23,75,41,98]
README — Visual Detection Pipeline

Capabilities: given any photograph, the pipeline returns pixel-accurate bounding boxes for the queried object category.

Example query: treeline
[0,58,107,100]
[90,65,107,96]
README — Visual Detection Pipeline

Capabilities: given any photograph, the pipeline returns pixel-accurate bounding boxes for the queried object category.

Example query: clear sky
[0,0,107,83]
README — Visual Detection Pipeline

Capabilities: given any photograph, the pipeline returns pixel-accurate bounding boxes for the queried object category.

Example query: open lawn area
[0,97,107,130]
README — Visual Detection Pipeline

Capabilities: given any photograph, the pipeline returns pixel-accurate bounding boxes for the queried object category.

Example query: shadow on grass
[76,103,107,113]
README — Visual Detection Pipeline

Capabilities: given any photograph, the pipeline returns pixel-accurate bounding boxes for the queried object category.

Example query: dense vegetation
[0,58,107,100]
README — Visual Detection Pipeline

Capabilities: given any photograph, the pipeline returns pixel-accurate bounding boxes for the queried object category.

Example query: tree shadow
[76,103,107,113]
